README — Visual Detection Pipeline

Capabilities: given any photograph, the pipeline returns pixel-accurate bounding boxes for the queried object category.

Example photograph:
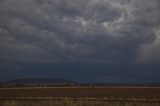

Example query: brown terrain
[0,87,160,99]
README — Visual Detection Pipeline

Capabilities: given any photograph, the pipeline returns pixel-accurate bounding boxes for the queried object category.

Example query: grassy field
[0,99,160,106]
[0,87,160,106]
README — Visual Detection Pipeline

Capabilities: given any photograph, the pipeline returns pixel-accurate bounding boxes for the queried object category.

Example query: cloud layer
[0,0,160,82]
[0,0,159,63]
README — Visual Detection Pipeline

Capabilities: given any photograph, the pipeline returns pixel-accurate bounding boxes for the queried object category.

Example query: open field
[0,99,160,106]
[0,87,160,98]
[0,87,160,106]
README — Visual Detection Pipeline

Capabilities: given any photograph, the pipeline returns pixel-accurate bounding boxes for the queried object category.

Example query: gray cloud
[0,0,160,82]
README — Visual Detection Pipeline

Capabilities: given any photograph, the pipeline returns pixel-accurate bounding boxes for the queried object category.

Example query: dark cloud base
[1,62,160,83]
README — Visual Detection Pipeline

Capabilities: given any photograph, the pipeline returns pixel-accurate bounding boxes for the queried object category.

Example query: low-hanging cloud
[0,0,160,64]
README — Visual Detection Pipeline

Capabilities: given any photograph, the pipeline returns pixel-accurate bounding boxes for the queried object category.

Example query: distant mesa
[0,79,78,87]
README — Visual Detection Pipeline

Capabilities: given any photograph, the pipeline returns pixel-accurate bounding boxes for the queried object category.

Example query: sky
[0,0,160,83]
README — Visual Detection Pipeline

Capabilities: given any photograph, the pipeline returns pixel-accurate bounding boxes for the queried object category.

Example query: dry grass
[0,99,160,106]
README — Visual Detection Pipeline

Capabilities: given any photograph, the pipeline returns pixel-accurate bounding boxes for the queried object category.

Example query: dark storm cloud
[0,0,160,82]
[0,0,123,64]
[0,0,159,63]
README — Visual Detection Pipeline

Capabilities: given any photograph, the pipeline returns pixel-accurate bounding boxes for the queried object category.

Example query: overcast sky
[0,0,160,83]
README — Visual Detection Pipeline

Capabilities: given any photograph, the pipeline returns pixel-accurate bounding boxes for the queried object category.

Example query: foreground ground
[0,99,160,106]
[0,87,160,106]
